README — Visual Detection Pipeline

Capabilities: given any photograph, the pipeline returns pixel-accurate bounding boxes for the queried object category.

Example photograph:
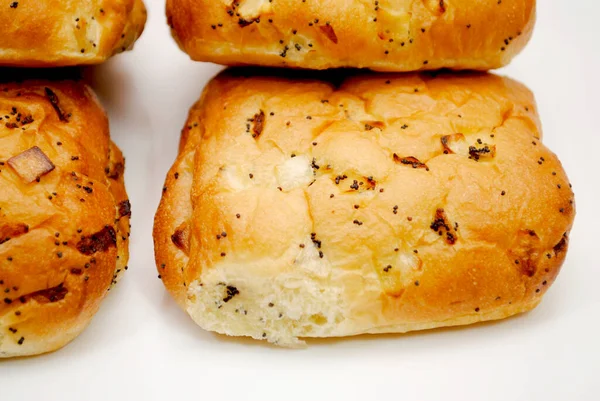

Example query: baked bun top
[0,79,130,357]
[0,0,146,67]
[154,69,574,345]
[167,0,535,71]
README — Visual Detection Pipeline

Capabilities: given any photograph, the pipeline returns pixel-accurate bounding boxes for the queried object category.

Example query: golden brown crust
[0,0,147,67]
[0,80,130,357]
[167,0,535,71]
[154,69,574,346]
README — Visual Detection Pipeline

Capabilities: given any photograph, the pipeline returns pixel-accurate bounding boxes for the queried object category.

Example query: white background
[1,0,599,399]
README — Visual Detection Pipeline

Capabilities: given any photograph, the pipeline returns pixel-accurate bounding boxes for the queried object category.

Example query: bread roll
[0,79,130,357]
[0,0,146,67]
[154,69,574,346]
[166,0,534,71]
